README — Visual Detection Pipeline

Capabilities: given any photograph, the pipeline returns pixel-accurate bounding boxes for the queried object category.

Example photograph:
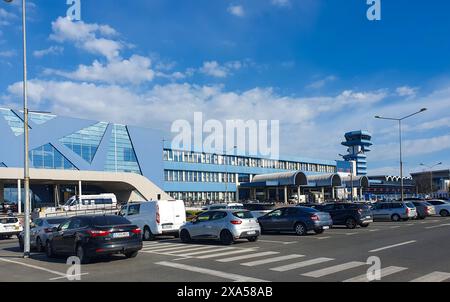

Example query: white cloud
[45,55,155,85]
[0,8,16,27]
[396,86,418,97]
[307,75,337,89]
[271,0,291,7]
[199,60,243,78]
[33,46,64,58]
[227,5,245,17]
[50,17,121,60]
[0,50,15,57]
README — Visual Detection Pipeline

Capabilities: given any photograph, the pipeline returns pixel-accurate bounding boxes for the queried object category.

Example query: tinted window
[297,207,319,213]
[391,203,403,209]
[128,204,140,216]
[46,218,67,225]
[0,218,18,224]
[59,220,71,230]
[267,209,283,217]
[68,218,83,229]
[210,205,226,210]
[92,216,131,226]
[211,211,227,220]
[196,212,211,222]
[429,200,443,205]
[284,208,299,216]
[405,203,415,208]
[233,211,254,219]
[34,219,43,227]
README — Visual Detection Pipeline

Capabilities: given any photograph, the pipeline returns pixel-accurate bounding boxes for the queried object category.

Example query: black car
[311,203,373,229]
[46,215,142,264]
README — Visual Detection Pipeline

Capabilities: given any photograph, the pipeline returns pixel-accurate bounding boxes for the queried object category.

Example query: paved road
[1,217,450,282]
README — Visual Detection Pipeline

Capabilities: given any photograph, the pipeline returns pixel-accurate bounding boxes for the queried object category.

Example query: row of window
[168,191,236,202]
[165,170,236,183]
[164,149,336,173]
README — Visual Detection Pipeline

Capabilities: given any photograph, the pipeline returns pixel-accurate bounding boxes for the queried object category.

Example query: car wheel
[76,244,90,264]
[36,237,43,253]
[143,226,155,241]
[360,223,370,228]
[440,210,449,217]
[345,218,357,229]
[314,228,324,235]
[220,230,234,245]
[247,236,258,242]
[294,223,307,236]
[125,251,138,258]
[46,241,55,258]
[391,214,401,222]
[180,229,191,243]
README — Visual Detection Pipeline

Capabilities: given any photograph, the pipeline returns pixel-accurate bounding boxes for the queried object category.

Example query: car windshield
[92,216,131,226]
[405,203,415,208]
[0,218,18,224]
[233,211,254,219]
[228,205,244,210]
[46,218,67,225]
[64,197,76,206]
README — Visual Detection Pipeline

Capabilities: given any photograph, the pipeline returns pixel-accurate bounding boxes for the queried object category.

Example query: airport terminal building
[0,107,366,208]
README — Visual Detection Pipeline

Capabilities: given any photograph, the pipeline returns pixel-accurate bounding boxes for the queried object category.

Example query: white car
[121,200,186,240]
[427,200,450,217]
[201,203,244,211]
[0,217,23,239]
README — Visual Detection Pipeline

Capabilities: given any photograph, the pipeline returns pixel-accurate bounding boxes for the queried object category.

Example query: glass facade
[0,108,28,136]
[59,122,108,163]
[168,191,235,203]
[29,144,77,170]
[104,124,142,174]
[165,170,236,183]
[29,112,56,125]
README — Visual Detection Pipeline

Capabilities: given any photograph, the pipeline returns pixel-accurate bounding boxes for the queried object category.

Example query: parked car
[201,203,245,211]
[179,210,260,245]
[310,203,373,229]
[242,203,276,218]
[18,217,68,251]
[411,201,436,219]
[0,217,22,239]
[120,200,186,240]
[371,202,417,221]
[426,199,450,217]
[46,215,142,264]
[258,206,333,236]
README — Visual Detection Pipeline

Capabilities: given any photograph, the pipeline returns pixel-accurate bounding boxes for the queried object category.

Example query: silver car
[18,217,68,252]
[371,202,417,222]
[180,210,261,245]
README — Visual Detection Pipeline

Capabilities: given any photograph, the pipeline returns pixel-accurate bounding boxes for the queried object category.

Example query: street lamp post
[224,146,237,203]
[3,0,31,258]
[375,108,427,202]
[420,162,443,196]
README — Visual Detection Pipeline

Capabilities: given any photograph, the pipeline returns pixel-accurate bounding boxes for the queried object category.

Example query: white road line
[196,249,257,259]
[142,245,208,252]
[142,246,219,255]
[270,257,334,272]
[316,236,331,240]
[343,266,407,282]
[258,240,297,245]
[425,223,450,229]
[49,273,90,281]
[389,226,401,229]
[217,251,280,263]
[410,272,450,282]
[172,247,235,257]
[0,257,67,277]
[345,233,358,236]
[241,254,304,267]
[155,261,268,282]
[369,229,380,232]
[142,243,180,249]
[302,261,366,278]
[141,244,186,251]
[369,240,417,253]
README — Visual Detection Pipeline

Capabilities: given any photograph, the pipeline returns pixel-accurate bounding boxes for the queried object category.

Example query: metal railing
[42,206,119,218]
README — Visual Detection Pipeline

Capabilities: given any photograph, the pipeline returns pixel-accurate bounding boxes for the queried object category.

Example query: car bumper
[312,220,333,230]
[84,240,143,257]
[237,230,261,239]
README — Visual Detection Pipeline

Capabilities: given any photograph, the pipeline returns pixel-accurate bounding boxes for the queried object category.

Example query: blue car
[257,206,333,236]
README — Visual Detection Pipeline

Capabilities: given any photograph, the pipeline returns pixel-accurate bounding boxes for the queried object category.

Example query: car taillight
[131,228,141,234]
[358,209,363,214]
[311,214,320,221]
[156,205,160,224]
[406,208,410,214]
[44,228,53,233]
[230,220,242,225]
[88,230,110,237]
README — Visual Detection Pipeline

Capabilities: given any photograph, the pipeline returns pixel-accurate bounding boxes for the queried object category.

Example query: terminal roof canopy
[251,171,308,187]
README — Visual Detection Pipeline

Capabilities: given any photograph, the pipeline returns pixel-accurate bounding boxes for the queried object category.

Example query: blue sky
[0,0,449,175]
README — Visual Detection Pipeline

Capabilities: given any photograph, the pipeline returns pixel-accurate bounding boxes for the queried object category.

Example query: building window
[29,144,77,170]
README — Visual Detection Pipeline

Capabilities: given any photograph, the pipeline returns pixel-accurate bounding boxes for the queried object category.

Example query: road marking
[142,243,181,249]
[425,223,450,229]
[196,249,257,259]
[143,245,212,253]
[389,226,401,229]
[258,240,297,245]
[217,251,280,263]
[302,261,366,278]
[142,245,220,255]
[241,254,304,267]
[0,257,73,279]
[172,247,235,257]
[345,233,358,236]
[369,240,417,253]
[49,273,90,281]
[316,236,331,240]
[410,272,450,282]
[141,244,187,251]
[343,266,407,282]
[270,257,334,272]
[369,229,380,232]
[155,261,268,282]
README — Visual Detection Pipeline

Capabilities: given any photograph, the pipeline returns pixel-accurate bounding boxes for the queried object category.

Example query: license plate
[322,226,330,230]
[366,216,371,219]
[162,225,172,229]
[247,231,256,235]
[113,232,129,238]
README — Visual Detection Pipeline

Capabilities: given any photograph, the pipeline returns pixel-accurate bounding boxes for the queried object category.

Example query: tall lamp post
[224,146,237,203]
[375,108,427,202]
[3,0,31,258]
[420,162,442,196]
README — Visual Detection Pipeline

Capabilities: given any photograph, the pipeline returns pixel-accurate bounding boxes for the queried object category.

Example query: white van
[62,194,118,212]
[121,200,186,240]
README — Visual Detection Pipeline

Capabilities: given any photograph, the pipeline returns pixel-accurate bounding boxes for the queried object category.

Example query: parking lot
[1,217,450,282]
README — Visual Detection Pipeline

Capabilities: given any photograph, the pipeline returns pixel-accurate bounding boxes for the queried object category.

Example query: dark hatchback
[311,203,373,229]
[46,215,142,264]
[258,207,333,236]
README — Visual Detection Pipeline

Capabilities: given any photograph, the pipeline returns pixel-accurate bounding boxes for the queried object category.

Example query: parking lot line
[389,226,401,229]
[141,243,187,251]
[0,257,68,278]
[270,257,334,272]
[301,261,366,278]
[172,247,235,257]
[155,261,269,282]
[343,266,407,282]
[241,254,304,267]
[316,236,331,240]
[217,251,280,263]
[369,229,380,232]
[409,272,450,282]
[196,248,258,259]
[142,245,220,255]
[258,240,297,245]
[369,240,416,253]
[425,223,450,229]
